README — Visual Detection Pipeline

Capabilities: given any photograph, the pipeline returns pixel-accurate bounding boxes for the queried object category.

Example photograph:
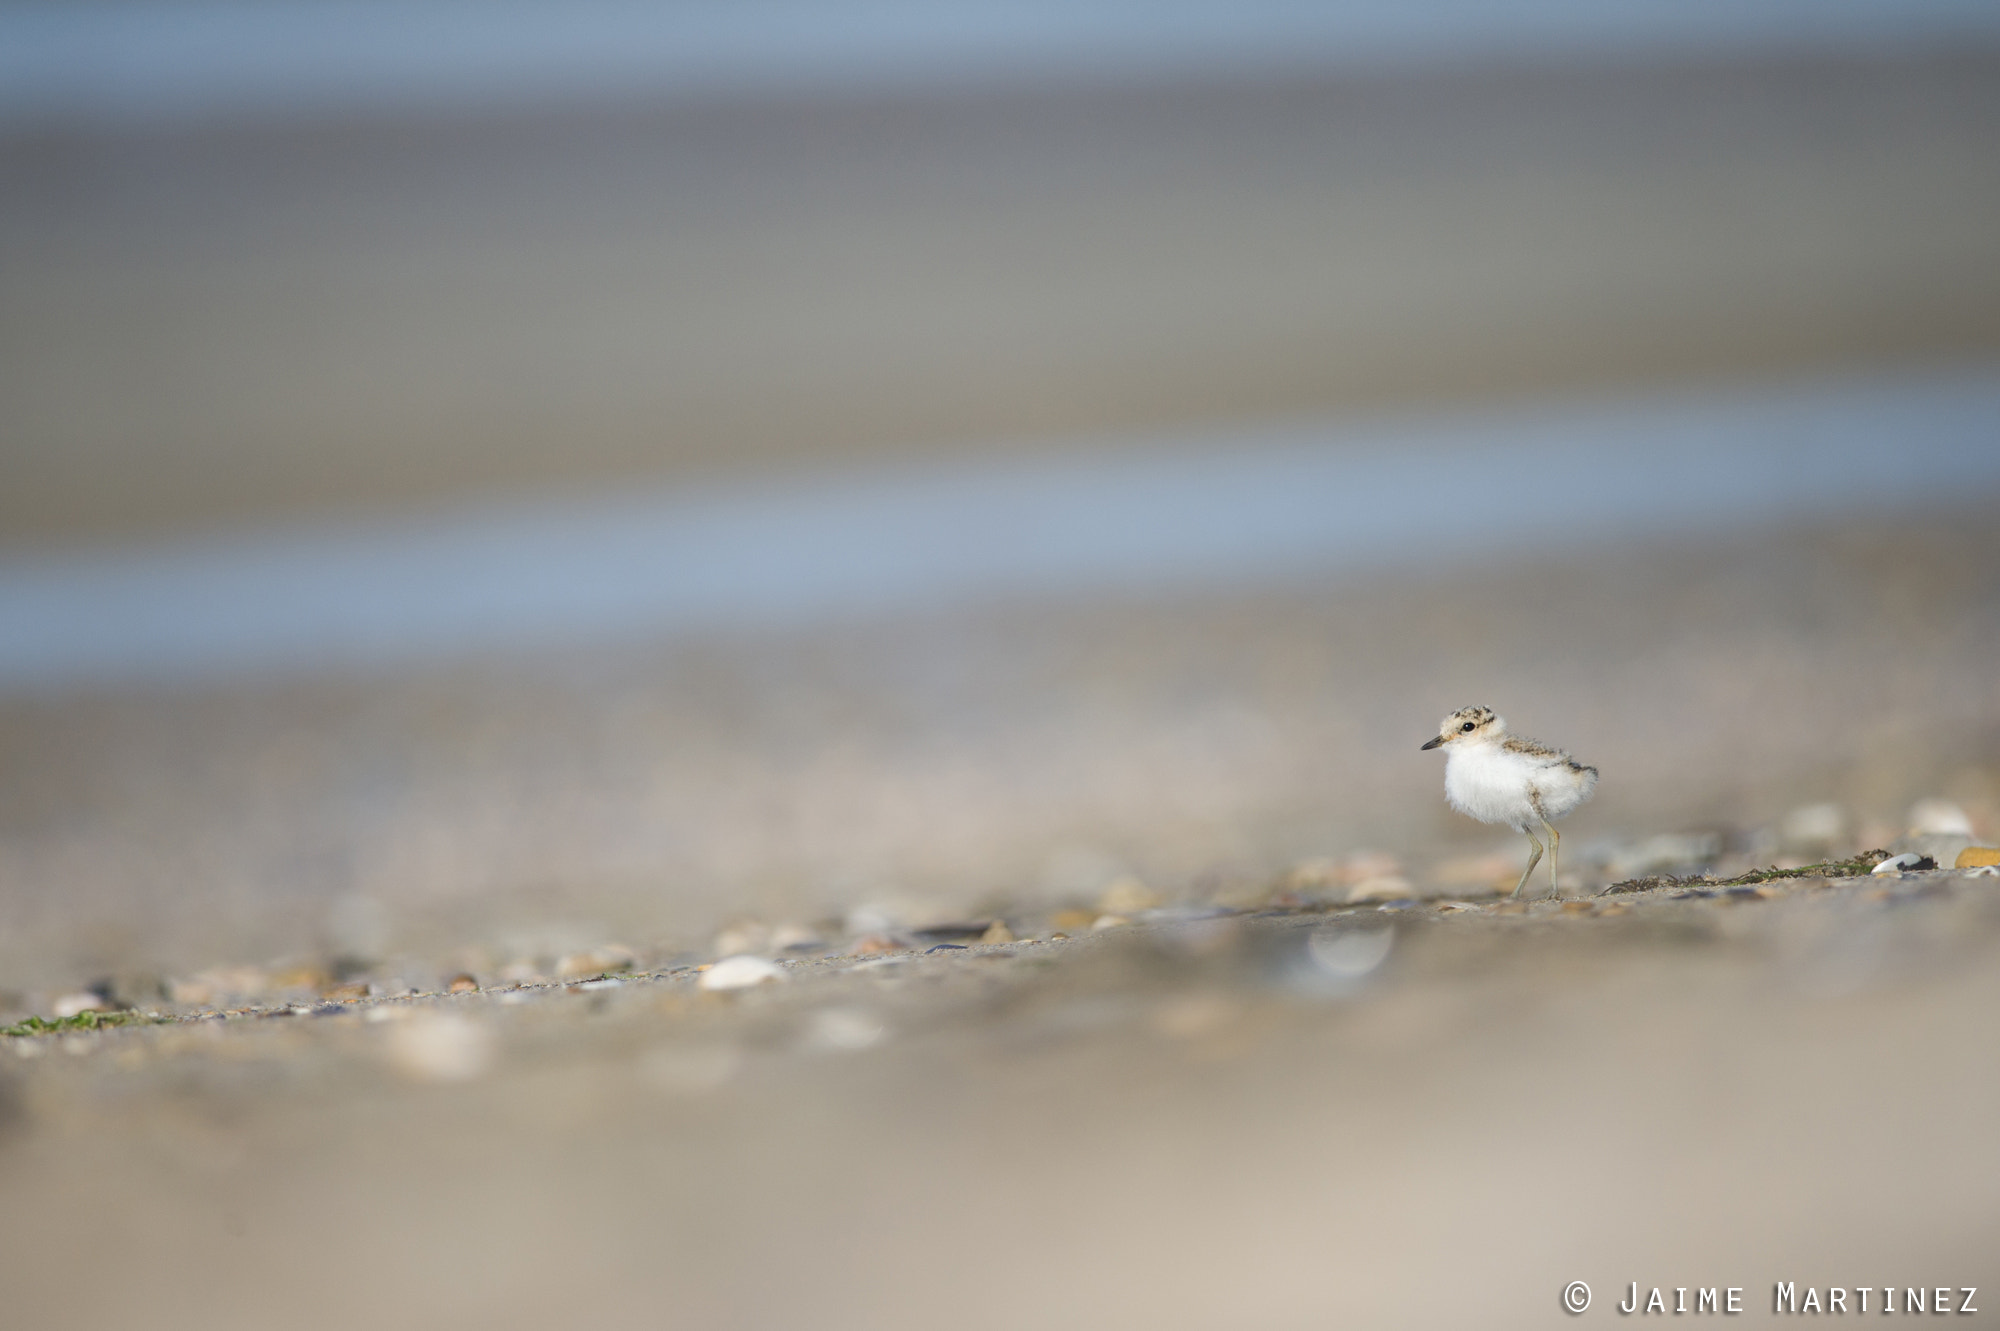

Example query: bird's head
[1421,705,1503,751]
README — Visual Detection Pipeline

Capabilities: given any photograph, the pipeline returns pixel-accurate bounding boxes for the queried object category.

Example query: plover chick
[1421,706,1598,899]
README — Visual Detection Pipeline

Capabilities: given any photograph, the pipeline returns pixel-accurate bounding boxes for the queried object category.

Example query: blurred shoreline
[10,1,2000,128]
[0,365,1993,693]
[6,49,1999,551]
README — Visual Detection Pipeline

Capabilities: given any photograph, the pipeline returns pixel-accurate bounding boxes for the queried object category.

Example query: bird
[1421,706,1598,899]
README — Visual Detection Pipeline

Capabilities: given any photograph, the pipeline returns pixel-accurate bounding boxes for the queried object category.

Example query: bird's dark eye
[1460,721,1475,732]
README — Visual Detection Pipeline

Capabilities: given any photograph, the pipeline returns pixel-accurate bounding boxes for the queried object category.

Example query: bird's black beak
[1420,736,1443,751]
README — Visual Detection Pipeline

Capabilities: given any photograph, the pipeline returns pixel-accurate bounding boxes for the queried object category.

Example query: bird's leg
[1524,792,1556,900]
[1510,828,1545,899]
[1541,819,1562,900]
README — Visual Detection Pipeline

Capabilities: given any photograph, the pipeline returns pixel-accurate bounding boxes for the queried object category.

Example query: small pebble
[1331,850,1403,889]
[980,920,1016,944]
[1955,846,2000,868]
[1098,877,1160,916]
[1872,852,1936,875]
[50,993,109,1019]
[769,924,824,952]
[925,943,968,954]
[1090,914,1130,930]
[698,956,785,992]
[173,967,269,1005]
[1283,857,1340,890]
[271,964,331,992]
[321,981,371,1002]
[570,977,624,991]
[446,974,480,994]
[852,935,903,956]
[712,925,768,957]
[1346,876,1416,904]
[557,945,638,981]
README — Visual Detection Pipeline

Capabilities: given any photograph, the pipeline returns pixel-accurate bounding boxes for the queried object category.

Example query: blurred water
[5,0,2000,125]
[2,366,1995,693]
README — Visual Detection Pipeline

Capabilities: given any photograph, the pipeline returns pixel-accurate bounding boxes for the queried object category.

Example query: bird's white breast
[1443,744,1594,830]
[1443,745,1538,829]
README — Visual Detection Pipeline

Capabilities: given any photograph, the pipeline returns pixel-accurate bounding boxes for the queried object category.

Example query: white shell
[50,992,109,1019]
[699,955,785,991]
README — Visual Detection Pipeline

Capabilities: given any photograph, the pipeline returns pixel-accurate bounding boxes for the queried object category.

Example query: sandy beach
[3,26,1999,1328]
[3,502,1999,1327]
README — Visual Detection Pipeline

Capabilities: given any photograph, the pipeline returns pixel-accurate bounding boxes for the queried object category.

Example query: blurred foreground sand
[3,868,1996,1329]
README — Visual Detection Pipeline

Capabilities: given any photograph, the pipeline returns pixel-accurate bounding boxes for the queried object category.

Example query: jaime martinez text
[1596,1284,1978,1315]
